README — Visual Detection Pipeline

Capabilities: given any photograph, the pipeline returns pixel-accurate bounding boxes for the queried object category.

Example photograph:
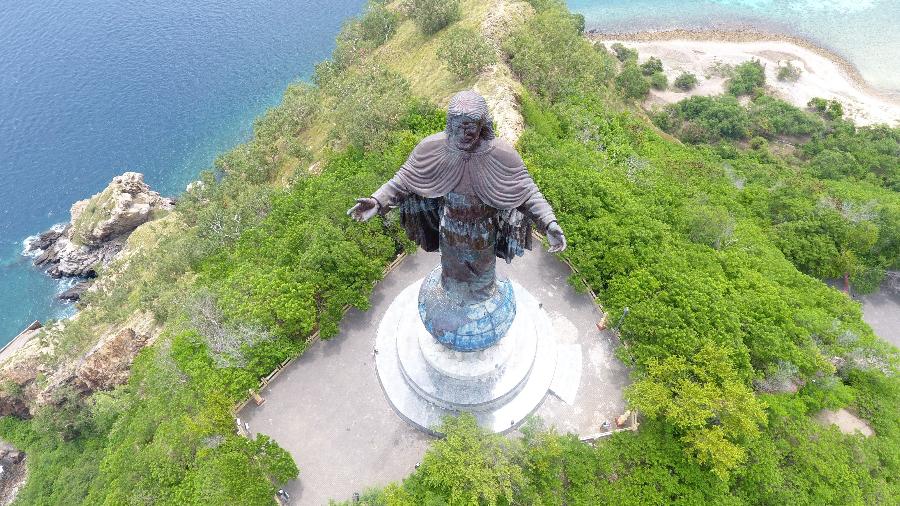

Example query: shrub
[610,42,638,62]
[807,97,844,120]
[407,0,460,35]
[706,60,734,78]
[684,202,736,250]
[776,60,802,82]
[673,72,698,91]
[726,59,765,96]
[655,95,750,142]
[640,56,663,75]
[331,3,400,69]
[505,9,615,102]
[615,62,650,99]
[649,71,668,91]
[327,66,412,150]
[748,95,824,138]
[437,27,496,80]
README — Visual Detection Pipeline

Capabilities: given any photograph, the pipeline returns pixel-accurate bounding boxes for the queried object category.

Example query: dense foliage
[673,71,698,91]
[405,0,460,35]
[437,27,497,80]
[726,59,766,96]
[615,62,650,99]
[652,85,900,294]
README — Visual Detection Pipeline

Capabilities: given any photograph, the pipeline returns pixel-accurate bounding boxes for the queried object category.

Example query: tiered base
[375,276,558,434]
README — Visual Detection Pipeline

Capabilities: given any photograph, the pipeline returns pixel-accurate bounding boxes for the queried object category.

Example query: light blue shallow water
[0,0,366,343]
[569,0,900,94]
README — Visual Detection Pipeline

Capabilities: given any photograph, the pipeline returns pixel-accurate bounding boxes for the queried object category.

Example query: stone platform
[238,249,629,505]
[377,275,560,434]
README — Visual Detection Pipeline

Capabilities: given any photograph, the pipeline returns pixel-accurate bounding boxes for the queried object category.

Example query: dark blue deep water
[0,0,366,343]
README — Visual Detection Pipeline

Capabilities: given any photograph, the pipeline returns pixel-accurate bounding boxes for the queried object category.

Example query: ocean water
[0,0,366,344]
[569,0,900,94]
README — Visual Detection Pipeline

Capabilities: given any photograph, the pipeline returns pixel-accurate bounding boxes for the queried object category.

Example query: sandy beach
[591,30,900,127]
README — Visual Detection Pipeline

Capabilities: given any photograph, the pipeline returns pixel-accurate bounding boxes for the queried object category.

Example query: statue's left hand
[347,197,380,222]
[547,222,567,253]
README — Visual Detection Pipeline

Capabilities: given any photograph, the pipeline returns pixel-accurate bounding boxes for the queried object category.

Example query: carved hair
[445,90,495,140]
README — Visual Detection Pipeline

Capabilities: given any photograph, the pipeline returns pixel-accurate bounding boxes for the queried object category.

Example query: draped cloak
[371,132,557,263]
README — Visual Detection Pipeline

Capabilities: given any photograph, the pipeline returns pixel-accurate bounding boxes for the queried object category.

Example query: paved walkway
[858,289,900,349]
[240,247,628,505]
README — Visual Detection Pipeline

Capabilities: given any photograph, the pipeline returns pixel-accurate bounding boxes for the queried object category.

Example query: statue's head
[445,90,495,151]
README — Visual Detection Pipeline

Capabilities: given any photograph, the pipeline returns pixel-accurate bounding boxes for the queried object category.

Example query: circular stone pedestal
[375,277,558,434]
[417,267,516,351]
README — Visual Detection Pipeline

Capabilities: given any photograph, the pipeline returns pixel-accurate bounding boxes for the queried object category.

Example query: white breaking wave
[20,223,66,258]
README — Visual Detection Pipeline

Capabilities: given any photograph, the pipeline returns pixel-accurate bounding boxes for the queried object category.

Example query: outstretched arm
[517,191,566,253]
[347,173,411,222]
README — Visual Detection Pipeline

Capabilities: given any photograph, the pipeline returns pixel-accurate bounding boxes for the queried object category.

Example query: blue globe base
[417,267,516,351]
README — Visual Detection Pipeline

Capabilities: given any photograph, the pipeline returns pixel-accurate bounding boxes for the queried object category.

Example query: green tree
[625,343,767,480]
[726,59,765,96]
[327,66,413,150]
[407,0,460,35]
[410,414,525,505]
[615,62,650,100]
[438,27,497,80]
[504,8,615,102]
[359,1,399,45]
[673,72,698,91]
[610,42,637,62]
[640,56,663,76]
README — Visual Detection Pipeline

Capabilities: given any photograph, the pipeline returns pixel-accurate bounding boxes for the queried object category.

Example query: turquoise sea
[0,0,897,344]
[569,0,900,94]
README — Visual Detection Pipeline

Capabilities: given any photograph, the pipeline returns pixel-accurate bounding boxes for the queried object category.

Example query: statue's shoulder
[487,138,525,169]
[413,132,447,152]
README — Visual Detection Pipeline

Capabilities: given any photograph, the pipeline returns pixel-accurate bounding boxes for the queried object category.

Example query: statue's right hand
[347,197,380,222]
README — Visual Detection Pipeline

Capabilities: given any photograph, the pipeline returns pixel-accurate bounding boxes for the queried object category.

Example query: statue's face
[449,115,483,151]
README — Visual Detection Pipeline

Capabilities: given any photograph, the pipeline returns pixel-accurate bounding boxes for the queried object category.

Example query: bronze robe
[372,132,557,263]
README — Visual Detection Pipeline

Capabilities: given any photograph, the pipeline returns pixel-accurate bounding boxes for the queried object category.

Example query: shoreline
[587,28,900,106]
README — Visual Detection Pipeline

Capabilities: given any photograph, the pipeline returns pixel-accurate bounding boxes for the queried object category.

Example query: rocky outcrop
[25,172,174,281]
[0,440,27,506]
[57,280,94,302]
[0,313,159,419]
[71,328,151,393]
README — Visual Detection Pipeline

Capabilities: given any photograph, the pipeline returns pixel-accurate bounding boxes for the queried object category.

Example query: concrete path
[858,289,900,349]
[240,246,628,505]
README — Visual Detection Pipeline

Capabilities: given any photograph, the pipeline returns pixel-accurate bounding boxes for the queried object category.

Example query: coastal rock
[25,172,174,278]
[0,440,27,506]
[0,313,159,419]
[57,280,94,302]
[27,226,65,251]
[72,327,151,393]
[0,326,49,419]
